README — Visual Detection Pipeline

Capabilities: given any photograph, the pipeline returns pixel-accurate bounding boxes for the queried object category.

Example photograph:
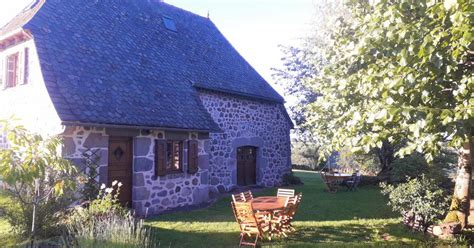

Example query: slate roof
[2,0,286,131]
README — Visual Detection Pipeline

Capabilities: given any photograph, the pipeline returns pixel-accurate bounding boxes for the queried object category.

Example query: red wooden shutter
[188,140,199,174]
[0,58,4,88]
[6,54,18,88]
[23,48,29,84]
[155,140,167,176]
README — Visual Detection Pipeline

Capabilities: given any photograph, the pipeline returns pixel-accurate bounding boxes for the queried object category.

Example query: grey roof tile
[3,0,285,130]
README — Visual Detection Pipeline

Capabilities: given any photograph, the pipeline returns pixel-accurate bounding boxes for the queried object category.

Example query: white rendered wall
[0,38,62,138]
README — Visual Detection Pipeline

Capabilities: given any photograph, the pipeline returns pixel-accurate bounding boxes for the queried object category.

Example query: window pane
[166,142,173,170]
[166,141,182,171]
[172,142,180,170]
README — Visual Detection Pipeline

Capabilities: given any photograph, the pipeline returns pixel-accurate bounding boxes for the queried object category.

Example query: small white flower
[105,188,113,194]
[100,184,106,189]
[112,180,118,186]
[118,182,123,187]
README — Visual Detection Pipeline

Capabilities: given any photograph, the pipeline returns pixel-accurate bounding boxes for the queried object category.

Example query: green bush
[389,152,455,185]
[65,182,155,248]
[282,172,303,186]
[292,164,318,171]
[0,120,78,242]
[380,175,449,228]
[3,191,74,239]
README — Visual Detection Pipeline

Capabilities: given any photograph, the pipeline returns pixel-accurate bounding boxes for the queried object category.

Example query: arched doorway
[237,146,257,186]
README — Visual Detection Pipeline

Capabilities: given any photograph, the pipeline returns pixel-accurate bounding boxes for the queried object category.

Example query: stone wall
[198,90,292,193]
[62,126,109,184]
[132,131,210,216]
[62,126,210,216]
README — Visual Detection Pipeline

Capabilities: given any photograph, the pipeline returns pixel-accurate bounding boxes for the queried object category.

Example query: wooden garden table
[321,173,353,192]
[326,173,352,181]
[251,196,287,211]
[251,196,288,237]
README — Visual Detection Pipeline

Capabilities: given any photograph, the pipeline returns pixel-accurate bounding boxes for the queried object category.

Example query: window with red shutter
[23,48,29,85]
[188,140,199,174]
[155,139,184,176]
[6,53,19,88]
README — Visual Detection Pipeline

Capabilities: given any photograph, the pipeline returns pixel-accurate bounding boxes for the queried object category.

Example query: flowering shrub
[65,181,156,247]
[380,175,449,230]
[87,181,126,216]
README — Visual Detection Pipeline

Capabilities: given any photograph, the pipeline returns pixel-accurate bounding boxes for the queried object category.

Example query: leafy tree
[303,0,473,227]
[337,147,381,175]
[274,0,398,173]
[0,119,78,243]
[273,0,350,138]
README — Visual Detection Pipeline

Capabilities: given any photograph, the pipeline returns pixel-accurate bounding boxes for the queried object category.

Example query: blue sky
[0,0,316,95]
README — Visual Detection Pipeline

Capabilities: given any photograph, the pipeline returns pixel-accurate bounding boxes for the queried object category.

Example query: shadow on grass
[147,222,432,248]
[148,226,240,248]
[287,222,426,243]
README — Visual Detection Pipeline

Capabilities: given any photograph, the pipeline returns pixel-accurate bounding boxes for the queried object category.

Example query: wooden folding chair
[345,171,361,191]
[232,192,246,202]
[282,193,302,233]
[270,196,296,237]
[277,188,295,198]
[243,190,253,201]
[321,173,339,193]
[232,201,268,247]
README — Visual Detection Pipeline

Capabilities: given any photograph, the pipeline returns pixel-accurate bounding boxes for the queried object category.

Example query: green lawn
[146,171,447,247]
[0,171,463,247]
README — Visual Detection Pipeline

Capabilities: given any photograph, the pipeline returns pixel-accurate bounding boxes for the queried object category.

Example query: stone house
[0,0,293,215]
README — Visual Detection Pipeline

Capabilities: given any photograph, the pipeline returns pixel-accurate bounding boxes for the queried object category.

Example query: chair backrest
[232,192,246,203]
[354,172,361,186]
[320,172,328,182]
[233,201,261,233]
[287,194,302,218]
[242,190,253,201]
[295,193,302,211]
[277,188,295,198]
[231,201,240,225]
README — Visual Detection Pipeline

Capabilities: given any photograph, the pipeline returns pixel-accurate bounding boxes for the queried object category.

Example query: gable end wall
[199,90,292,192]
[0,38,63,148]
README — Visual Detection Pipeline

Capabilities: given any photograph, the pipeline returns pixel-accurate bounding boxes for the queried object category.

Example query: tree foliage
[0,119,78,240]
[273,0,350,138]
[0,120,76,195]
[303,0,473,161]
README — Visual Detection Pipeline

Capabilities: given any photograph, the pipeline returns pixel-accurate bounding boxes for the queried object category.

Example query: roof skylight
[162,16,177,32]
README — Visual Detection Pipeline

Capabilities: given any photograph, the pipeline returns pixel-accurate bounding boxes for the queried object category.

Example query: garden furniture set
[231,188,302,247]
[320,170,361,192]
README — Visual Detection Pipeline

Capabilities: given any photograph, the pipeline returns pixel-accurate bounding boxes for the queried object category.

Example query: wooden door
[237,146,257,186]
[108,137,133,207]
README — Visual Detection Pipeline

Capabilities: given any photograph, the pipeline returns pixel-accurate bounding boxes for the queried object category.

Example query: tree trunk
[445,138,473,229]
[375,140,395,180]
